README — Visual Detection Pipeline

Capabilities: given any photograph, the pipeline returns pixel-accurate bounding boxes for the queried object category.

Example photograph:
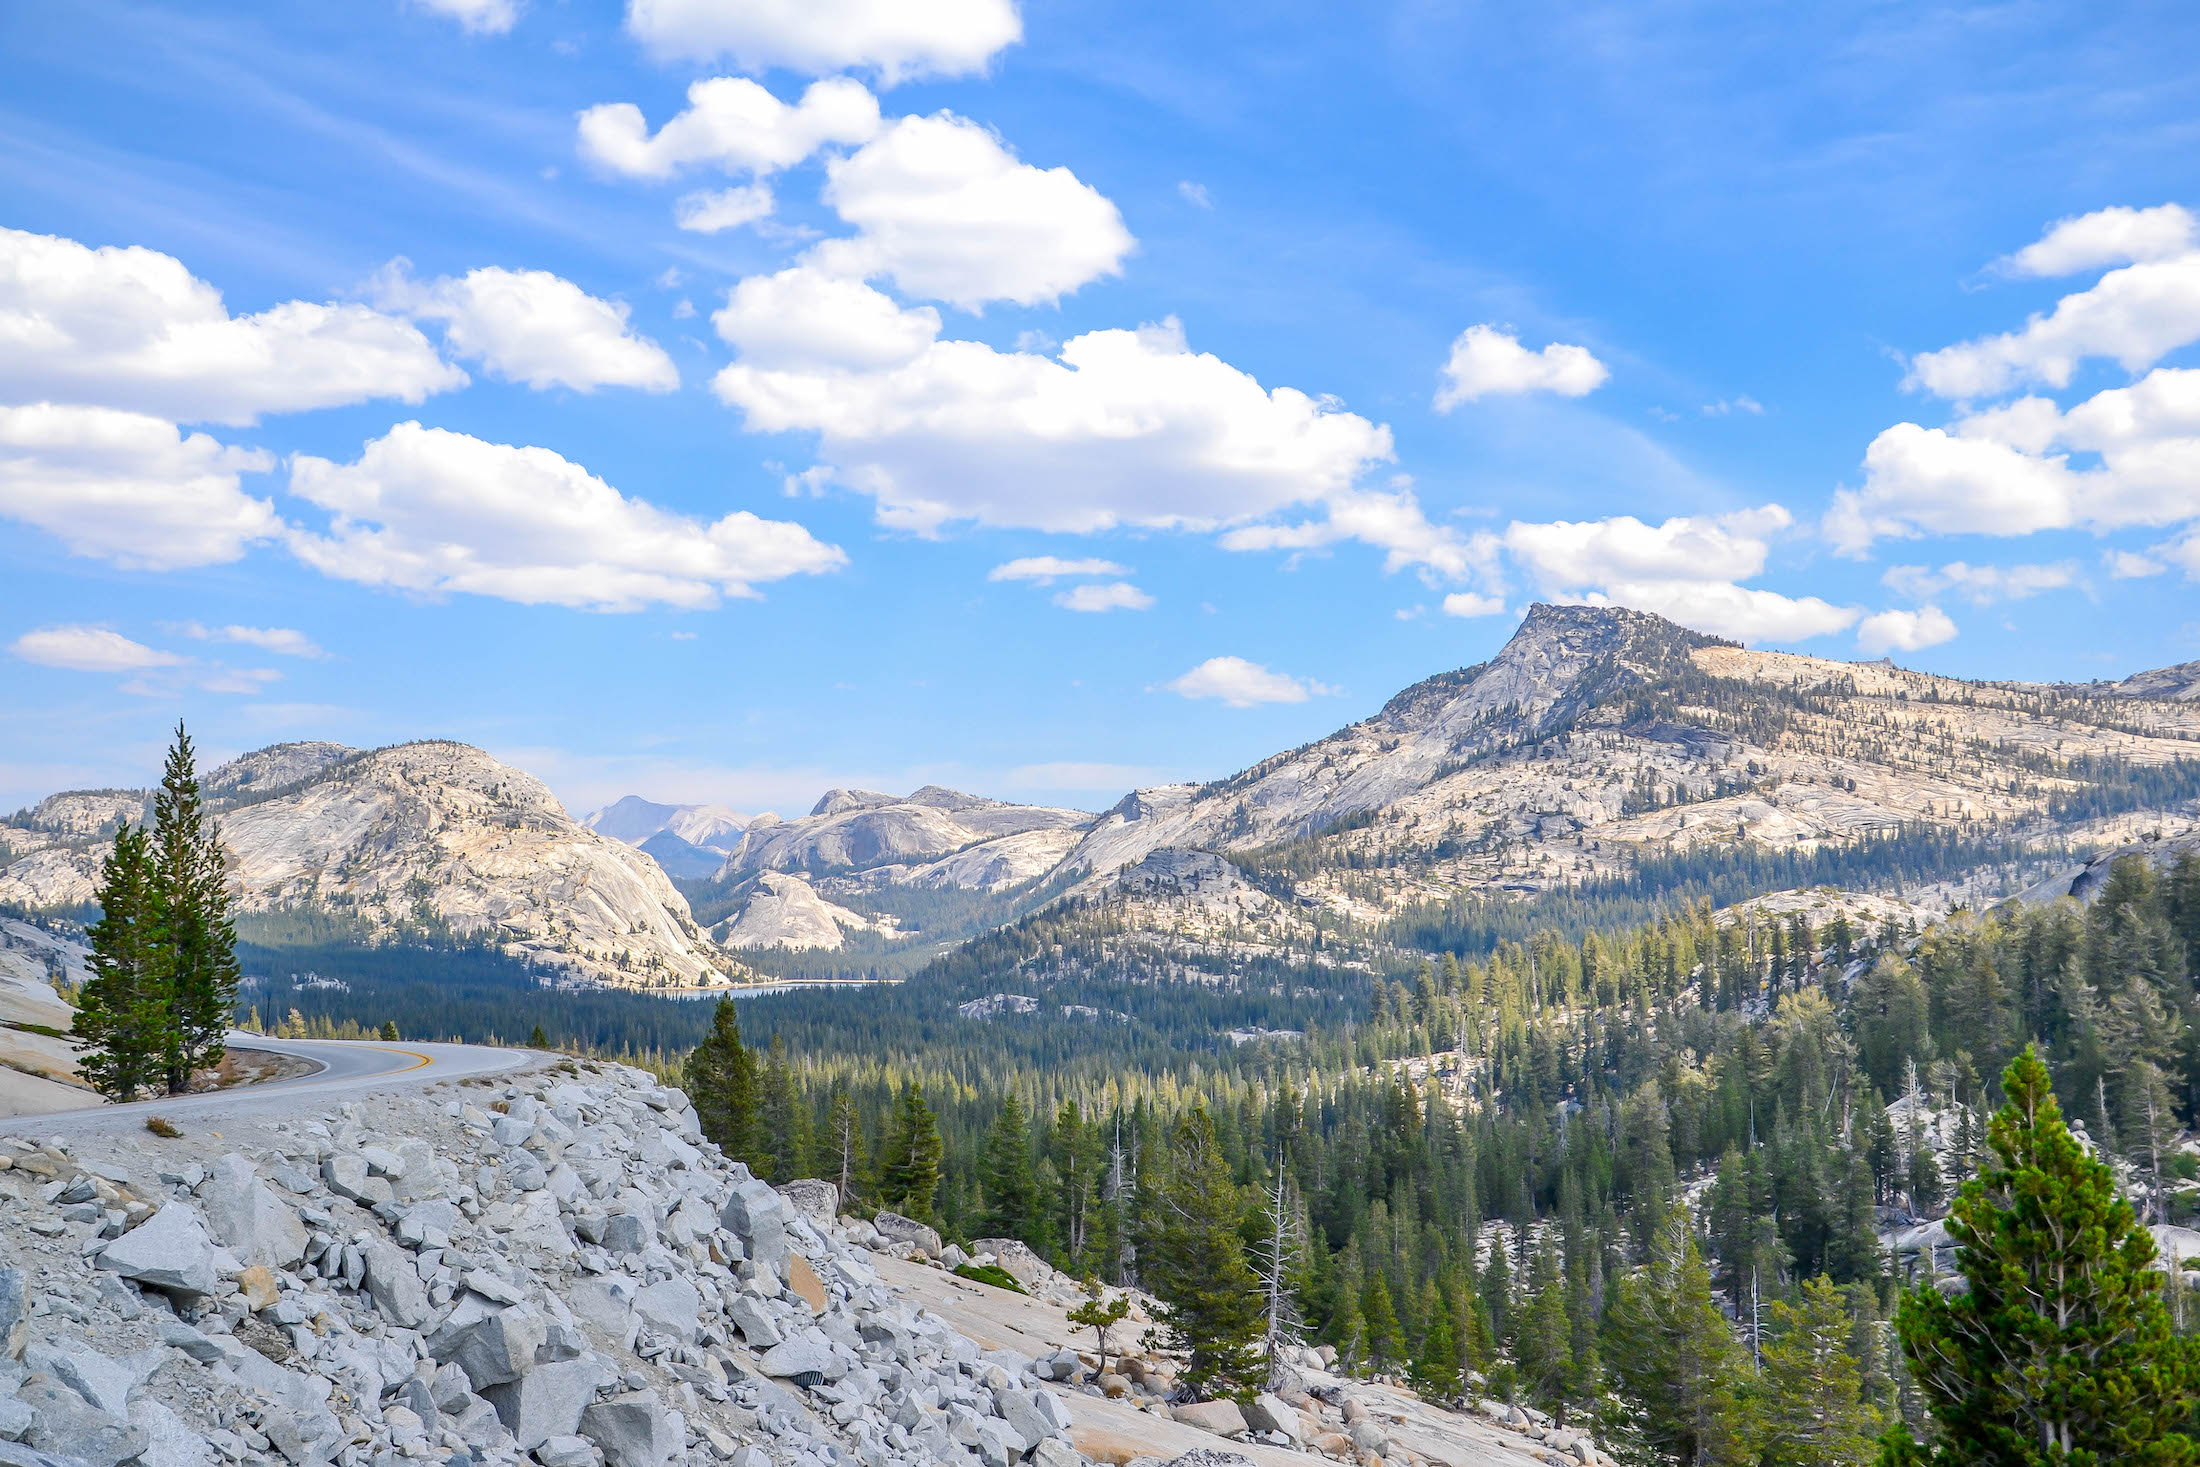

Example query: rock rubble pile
[0,1061,1098,1467]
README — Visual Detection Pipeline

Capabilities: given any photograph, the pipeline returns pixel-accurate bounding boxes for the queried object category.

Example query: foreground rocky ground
[0,1058,1573,1467]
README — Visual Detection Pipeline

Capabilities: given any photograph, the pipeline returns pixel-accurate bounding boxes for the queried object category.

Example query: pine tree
[150,722,237,1091]
[1881,1044,2200,1466]
[1757,1276,1878,1467]
[1514,1240,1574,1414]
[1147,1107,1264,1401]
[979,1095,1039,1240]
[1410,1294,1462,1402]
[1605,1214,1755,1467]
[879,1081,944,1223]
[379,1021,400,1041]
[1362,1270,1405,1372]
[685,999,763,1168]
[73,823,170,1100]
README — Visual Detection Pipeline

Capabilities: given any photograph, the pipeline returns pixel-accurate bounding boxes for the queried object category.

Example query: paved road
[15,1032,536,1137]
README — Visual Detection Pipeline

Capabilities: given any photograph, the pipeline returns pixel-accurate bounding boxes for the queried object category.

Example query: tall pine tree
[979,1095,1039,1241]
[1147,1107,1264,1401]
[150,722,237,1091]
[1882,1044,2200,1466]
[879,1081,944,1223]
[685,998,764,1169]
[73,823,169,1100]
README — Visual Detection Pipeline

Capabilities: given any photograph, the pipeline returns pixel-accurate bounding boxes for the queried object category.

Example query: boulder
[1242,1394,1300,1442]
[484,1358,606,1451]
[758,1332,840,1384]
[727,1295,783,1349]
[580,1390,679,1467]
[785,1253,827,1315]
[968,1237,1049,1291]
[0,1271,25,1360]
[633,1278,700,1343]
[1170,1400,1249,1438]
[19,1376,146,1467]
[234,1266,278,1312]
[318,1154,391,1208]
[427,1295,548,1390]
[361,1239,431,1328]
[870,1211,942,1259]
[720,1179,792,1273]
[997,1389,1072,1452]
[200,1154,307,1269]
[262,1405,344,1467]
[93,1204,218,1297]
[776,1179,839,1228]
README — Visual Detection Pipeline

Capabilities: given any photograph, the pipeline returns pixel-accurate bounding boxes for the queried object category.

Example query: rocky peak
[203,741,356,806]
[809,788,900,818]
[904,785,997,813]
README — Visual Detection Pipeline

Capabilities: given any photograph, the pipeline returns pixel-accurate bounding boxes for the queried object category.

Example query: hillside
[0,741,740,991]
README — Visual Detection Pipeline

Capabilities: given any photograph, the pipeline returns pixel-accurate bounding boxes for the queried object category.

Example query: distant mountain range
[6,604,2197,986]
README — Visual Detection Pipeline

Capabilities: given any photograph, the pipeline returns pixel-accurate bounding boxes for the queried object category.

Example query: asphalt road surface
[17,1032,537,1138]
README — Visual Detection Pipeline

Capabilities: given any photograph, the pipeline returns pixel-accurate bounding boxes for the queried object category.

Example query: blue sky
[3,0,2198,818]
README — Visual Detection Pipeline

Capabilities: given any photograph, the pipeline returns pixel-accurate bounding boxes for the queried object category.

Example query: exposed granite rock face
[724,787,1090,878]
[955,602,2200,982]
[0,741,739,991]
[710,872,887,952]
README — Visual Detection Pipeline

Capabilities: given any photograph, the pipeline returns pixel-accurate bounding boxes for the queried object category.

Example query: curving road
[18,1032,537,1138]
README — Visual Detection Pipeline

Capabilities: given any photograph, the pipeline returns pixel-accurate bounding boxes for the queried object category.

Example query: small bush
[953,1262,1028,1294]
[144,1115,181,1138]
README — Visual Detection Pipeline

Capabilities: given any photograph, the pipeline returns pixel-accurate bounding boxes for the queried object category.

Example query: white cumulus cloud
[623,0,1020,84]
[714,294,1395,539]
[1829,366,2200,552]
[1054,581,1152,612]
[0,403,278,569]
[373,263,677,393]
[286,422,844,612]
[1496,506,1857,644]
[10,625,183,673]
[1504,508,1790,589]
[713,266,941,370]
[1441,592,1507,618]
[0,227,461,427]
[1996,203,2197,279]
[577,77,880,181]
[1908,205,2200,398]
[1857,605,1958,655]
[1434,325,1608,409]
[676,185,775,234]
[987,556,1127,582]
[1164,656,1331,708]
[810,112,1133,310]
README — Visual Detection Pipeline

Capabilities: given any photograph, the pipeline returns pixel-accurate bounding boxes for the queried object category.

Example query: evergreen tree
[879,1081,944,1223]
[73,823,169,1100]
[150,722,237,1090]
[979,1095,1040,1240]
[1606,1214,1754,1467]
[1362,1270,1405,1371]
[685,999,763,1169]
[1410,1294,1462,1401]
[1147,1108,1264,1401]
[1757,1276,1878,1467]
[1881,1045,2200,1466]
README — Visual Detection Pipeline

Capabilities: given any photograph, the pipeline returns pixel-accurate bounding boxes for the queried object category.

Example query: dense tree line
[683,855,2200,1460]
